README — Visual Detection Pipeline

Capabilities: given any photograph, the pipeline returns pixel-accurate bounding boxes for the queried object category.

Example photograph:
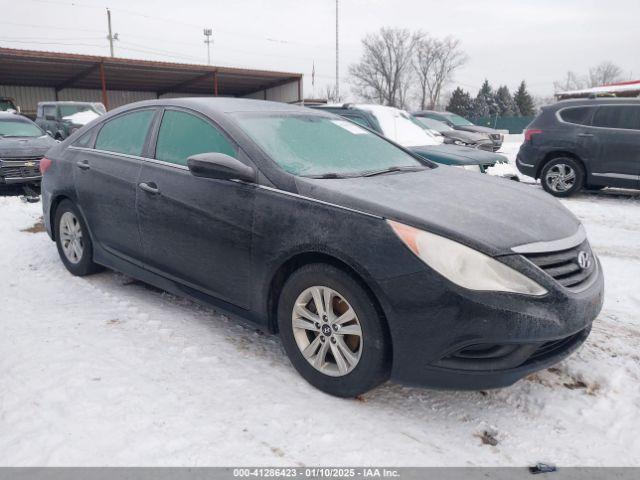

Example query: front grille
[490,133,501,140]
[522,241,596,291]
[0,157,42,179]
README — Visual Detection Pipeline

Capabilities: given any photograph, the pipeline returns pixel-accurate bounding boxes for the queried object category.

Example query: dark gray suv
[517,99,640,197]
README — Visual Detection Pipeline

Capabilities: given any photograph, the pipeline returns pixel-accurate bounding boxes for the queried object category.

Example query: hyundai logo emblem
[577,251,591,270]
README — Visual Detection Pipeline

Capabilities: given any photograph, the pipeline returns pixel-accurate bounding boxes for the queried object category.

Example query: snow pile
[1,164,639,465]
[63,110,101,126]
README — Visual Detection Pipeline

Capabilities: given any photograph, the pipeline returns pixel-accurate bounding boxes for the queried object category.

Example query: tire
[277,263,391,397]
[540,157,584,197]
[54,199,103,276]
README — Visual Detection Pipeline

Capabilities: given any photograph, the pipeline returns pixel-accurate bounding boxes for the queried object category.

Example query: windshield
[444,113,474,127]
[233,113,425,177]
[0,119,44,137]
[364,107,440,147]
[0,99,16,111]
[416,116,454,132]
[59,104,101,117]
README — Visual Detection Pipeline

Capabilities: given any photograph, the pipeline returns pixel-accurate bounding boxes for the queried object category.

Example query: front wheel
[277,264,391,397]
[540,157,584,197]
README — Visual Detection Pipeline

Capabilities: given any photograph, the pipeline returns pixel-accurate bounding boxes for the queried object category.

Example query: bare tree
[349,27,421,108]
[553,71,586,92]
[324,84,342,103]
[413,36,467,110]
[588,61,623,87]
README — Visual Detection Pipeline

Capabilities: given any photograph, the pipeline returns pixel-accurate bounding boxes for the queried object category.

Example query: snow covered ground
[1,138,639,466]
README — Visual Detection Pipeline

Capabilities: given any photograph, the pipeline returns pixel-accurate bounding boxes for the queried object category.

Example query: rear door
[73,108,157,260]
[589,105,640,188]
[136,107,255,308]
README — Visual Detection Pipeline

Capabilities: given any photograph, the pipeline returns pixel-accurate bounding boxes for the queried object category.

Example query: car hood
[455,125,500,135]
[0,135,56,158]
[410,144,507,165]
[295,167,580,256]
[442,129,489,143]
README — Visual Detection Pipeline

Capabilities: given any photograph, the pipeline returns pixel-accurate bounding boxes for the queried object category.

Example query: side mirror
[187,152,255,182]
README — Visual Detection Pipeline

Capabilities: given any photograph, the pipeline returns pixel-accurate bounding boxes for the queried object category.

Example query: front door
[589,105,640,189]
[73,108,157,260]
[136,108,255,308]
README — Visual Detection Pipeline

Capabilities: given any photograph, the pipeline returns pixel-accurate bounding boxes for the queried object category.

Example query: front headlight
[453,140,466,146]
[387,220,547,296]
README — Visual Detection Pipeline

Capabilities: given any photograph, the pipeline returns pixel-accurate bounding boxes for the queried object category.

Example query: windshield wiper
[306,172,350,179]
[361,165,425,177]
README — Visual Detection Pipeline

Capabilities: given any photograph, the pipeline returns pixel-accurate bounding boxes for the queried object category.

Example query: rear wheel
[54,200,102,276]
[541,157,584,197]
[277,263,391,397]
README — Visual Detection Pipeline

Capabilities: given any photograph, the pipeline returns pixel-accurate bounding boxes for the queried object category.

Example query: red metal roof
[0,47,302,97]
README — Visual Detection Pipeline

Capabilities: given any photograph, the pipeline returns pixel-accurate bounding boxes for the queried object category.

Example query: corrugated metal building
[0,48,303,116]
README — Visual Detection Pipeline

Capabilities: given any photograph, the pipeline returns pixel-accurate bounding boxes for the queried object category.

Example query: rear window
[95,109,155,156]
[559,107,593,126]
[593,106,640,130]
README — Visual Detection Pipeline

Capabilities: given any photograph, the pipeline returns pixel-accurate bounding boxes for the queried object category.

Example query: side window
[559,107,592,126]
[73,129,95,148]
[593,106,640,130]
[155,110,236,166]
[95,109,155,156]
[43,105,56,120]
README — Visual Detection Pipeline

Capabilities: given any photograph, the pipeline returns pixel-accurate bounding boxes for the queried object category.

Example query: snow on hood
[356,105,443,147]
[62,110,101,126]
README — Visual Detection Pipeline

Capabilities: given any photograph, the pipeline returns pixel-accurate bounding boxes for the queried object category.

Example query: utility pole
[106,8,118,57]
[335,0,339,99]
[204,28,213,65]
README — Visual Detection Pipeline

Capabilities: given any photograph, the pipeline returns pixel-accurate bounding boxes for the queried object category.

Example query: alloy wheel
[545,163,576,193]
[59,211,84,264]
[291,286,363,377]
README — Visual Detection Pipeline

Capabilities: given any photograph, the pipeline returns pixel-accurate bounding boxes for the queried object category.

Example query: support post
[99,62,109,110]
[213,71,218,96]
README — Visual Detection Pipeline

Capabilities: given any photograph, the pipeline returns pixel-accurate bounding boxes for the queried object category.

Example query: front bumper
[376,255,604,390]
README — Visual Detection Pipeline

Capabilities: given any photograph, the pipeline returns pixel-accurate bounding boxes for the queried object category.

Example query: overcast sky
[2,0,639,101]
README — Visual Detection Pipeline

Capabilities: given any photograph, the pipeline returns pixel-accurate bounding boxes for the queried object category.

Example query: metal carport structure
[0,48,303,115]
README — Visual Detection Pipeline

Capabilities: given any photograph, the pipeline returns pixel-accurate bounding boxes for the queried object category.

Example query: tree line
[446,80,536,119]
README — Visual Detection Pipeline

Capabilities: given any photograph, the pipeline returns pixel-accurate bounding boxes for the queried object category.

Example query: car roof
[413,110,455,116]
[109,97,312,116]
[545,97,640,110]
[0,112,30,121]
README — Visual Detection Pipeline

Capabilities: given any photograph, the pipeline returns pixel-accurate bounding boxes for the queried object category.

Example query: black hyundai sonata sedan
[41,98,604,397]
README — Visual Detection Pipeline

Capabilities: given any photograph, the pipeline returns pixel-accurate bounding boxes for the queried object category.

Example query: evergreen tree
[471,79,498,118]
[495,85,519,116]
[514,80,535,116]
[446,87,473,117]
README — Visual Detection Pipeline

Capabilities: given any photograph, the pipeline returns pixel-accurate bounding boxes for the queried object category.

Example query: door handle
[76,160,90,170]
[578,133,594,138]
[138,182,160,195]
